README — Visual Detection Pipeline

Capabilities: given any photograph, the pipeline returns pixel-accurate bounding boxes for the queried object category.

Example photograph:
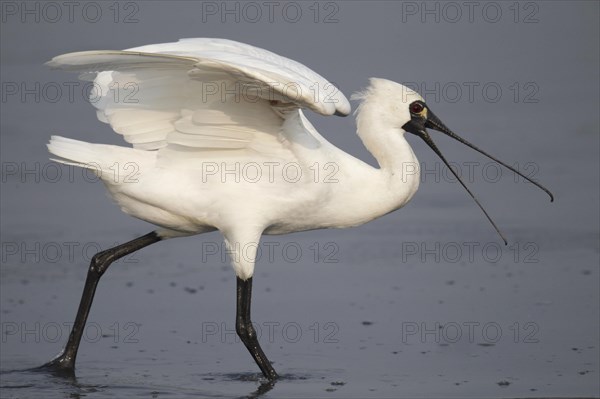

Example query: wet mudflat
[1,204,598,398]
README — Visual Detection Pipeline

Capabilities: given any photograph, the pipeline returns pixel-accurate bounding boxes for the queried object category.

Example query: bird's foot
[30,352,75,378]
[261,367,279,382]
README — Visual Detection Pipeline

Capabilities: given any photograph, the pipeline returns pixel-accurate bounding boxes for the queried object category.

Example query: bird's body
[48,39,422,279]
[39,38,552,380]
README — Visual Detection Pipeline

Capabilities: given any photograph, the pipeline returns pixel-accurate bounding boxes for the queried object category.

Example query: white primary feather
[46,38,350,153]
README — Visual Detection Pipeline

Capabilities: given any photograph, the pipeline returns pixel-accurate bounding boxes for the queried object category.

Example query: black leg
[35,231,161,376]
[236,277,279,380]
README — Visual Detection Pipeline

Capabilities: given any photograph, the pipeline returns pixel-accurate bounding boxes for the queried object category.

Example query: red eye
[410,102,424,114]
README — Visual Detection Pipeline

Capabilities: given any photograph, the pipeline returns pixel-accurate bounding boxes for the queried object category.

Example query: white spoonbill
[37,38,553,380]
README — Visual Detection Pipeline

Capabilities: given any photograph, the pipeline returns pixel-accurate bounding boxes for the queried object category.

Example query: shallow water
[1,2,599,398]
[2,219,598,398]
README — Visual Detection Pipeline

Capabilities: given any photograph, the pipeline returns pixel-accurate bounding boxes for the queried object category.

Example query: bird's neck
[355,101,420,179]
[325,104,421,226]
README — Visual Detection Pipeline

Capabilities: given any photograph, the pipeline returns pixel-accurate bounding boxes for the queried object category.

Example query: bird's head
[353,78,554,244]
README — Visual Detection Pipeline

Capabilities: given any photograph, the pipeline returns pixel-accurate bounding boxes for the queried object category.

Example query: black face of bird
[401,100,554,245]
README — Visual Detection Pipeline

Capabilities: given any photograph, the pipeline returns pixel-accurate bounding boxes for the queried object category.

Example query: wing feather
[46,38,350,159]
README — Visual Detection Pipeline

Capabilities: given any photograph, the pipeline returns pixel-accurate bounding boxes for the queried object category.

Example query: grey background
[1,1,598,398]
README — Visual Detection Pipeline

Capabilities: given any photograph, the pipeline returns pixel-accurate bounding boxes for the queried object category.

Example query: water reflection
[1,367,279,398]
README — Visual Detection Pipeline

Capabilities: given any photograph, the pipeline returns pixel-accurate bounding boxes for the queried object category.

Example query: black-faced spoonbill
[37,38,553,380]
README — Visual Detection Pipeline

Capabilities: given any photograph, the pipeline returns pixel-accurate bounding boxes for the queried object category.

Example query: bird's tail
[47,136,153,183]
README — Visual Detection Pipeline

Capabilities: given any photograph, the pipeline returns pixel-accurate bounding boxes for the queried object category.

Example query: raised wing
[46,38,350,156]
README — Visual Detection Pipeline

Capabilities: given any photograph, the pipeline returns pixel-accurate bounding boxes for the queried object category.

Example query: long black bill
[403,105,554,245]
[425,112,554,202]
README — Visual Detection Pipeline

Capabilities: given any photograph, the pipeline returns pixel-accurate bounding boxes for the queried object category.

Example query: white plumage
[47,37,553,280]
[47,39,425,279]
